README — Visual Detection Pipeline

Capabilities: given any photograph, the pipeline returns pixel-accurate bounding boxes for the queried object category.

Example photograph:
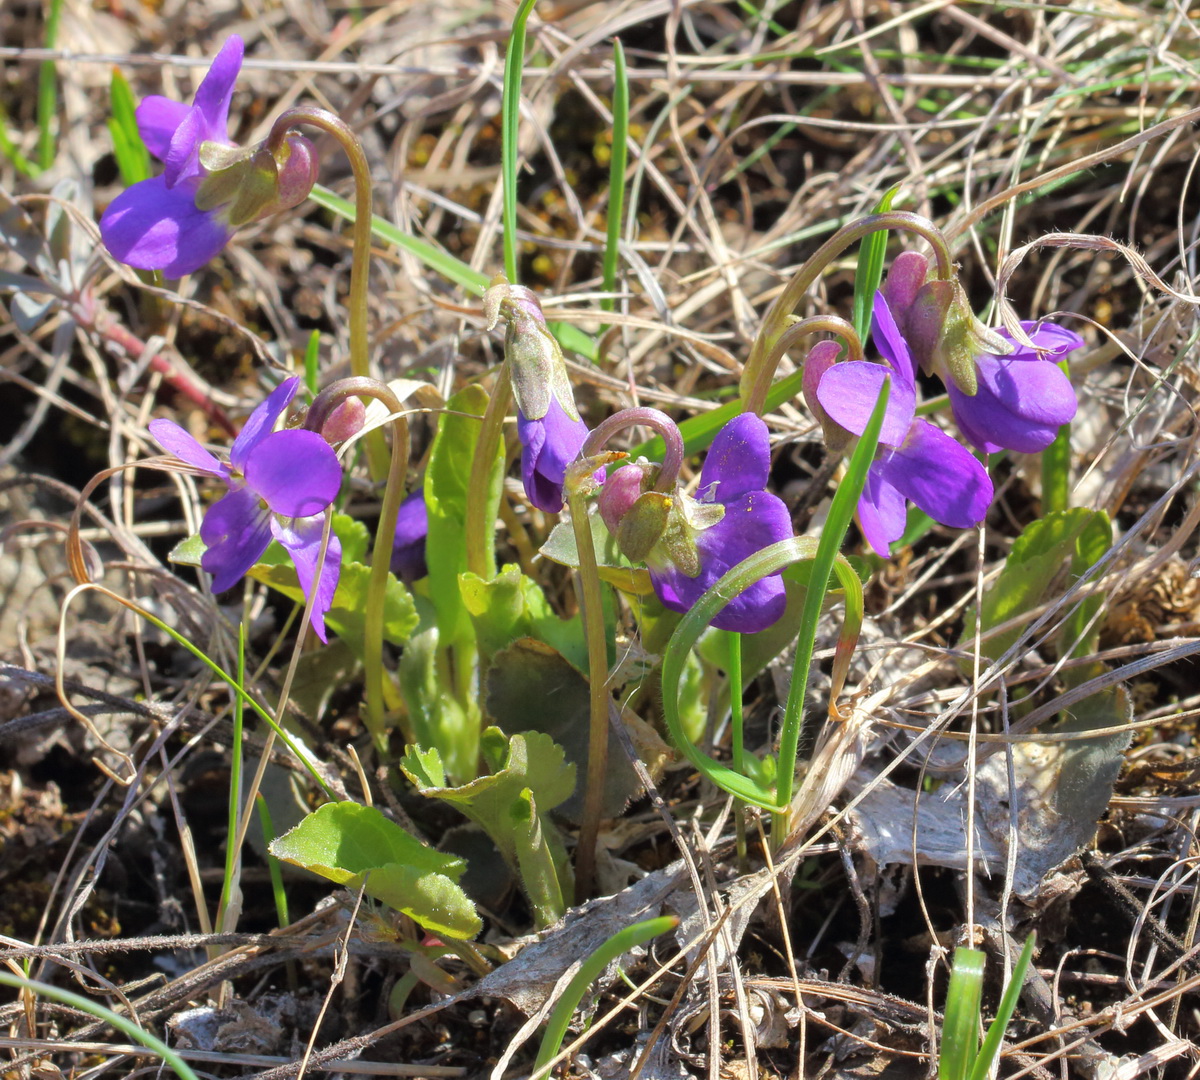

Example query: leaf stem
[464,363,512,579]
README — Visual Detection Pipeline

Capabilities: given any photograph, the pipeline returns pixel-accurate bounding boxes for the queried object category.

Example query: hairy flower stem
[464,363,512,579]
[580,407,685,492]
[308,377,410,746]
[269,107,387,480]
[743,315,864,419]
[565,478,611,904]
[740,212,954,414]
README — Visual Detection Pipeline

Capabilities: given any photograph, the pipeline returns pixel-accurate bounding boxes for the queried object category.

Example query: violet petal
[999,321,1085,361]
[200,485,272,594]
[391,488,429,584]
[878,420,993,529]
[949,356,1076,454]
[162,105,208,188]
[650,490,792,634]
[99,176,233,277]
[244,430,341,518]
[698,412,771,502]
[857,465,908,557]
[191,35,243,145]
[517,398,588,513]
[271,513,341,643]
[148,418,226,477]
[871,292,917,388]
[229,377,300,470]
[815,362,915,447]
[136,96,190,161]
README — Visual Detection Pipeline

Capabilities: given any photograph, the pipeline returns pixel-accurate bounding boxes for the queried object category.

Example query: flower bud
[273,134,319,211]
[319,397,365,445]
[802,339,852,453]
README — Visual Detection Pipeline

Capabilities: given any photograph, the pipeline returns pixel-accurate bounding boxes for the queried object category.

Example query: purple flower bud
[319,397,366,445]
[274,134,320,210]
[518,397,590,513]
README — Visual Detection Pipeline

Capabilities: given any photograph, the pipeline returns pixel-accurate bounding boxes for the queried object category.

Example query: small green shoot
[303,329,321,397]
[108,69,151,186]
[532,915,678,1079]
[939,935,1036,1080]
[852,183,902,347]
[37,0,64,173]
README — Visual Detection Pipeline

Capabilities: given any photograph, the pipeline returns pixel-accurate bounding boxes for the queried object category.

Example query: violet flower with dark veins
[946,322,1083,453]
[598,414,793,634]
[100,35,317,277]
[149,376,343,640]
[517,397,589,514]
[815,292,993,557]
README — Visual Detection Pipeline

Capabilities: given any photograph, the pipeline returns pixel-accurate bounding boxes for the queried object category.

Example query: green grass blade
[773,375,890,820]
[309,184,490,295]
[0,971,202,1080]
[255,793,291,929]
[939,947,985,1080]
[304,329,321,396]
[1040,361,1072,515]
[852,182,901,346]
[37,0,63,172]
[532,915,677,1080]
[0,108,39,177]
[217,624,247,934]
[601,39,628,317]
[502,0,539,282]
[968,935,1036,1080]
[107,68,151,186]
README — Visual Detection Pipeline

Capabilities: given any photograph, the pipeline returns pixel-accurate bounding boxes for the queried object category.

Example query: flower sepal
[195,134,319,228]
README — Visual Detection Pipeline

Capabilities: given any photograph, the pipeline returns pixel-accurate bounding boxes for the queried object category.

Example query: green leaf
[168,532,207,567]
[269,802,481,940]
[960,508,1111,664]
[401,726,575,928]
[968,935,1036,1080]
[397,623,477,785]
[485,638,645,822]
[459,563,588,671]
[540,509,652,596]
[426,384,500,648]
[107,68,150,186]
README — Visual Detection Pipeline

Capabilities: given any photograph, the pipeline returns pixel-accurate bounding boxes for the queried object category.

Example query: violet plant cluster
[94,35,1085,867]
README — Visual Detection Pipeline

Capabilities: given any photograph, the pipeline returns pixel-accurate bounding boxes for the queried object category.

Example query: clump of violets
[483,276,590,513]
[881,252,1082,453]
[597,413,793,633]
[100,35,319,277]
[150,376,343,640]
[814,293,994,557]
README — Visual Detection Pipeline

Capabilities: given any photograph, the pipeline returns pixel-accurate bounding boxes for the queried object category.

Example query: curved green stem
[581,407,685,493]
[269,106,387,480]
[743,314,864,417]
[564,462,613,903]
[464,363,512,579]
[308,377,410,745]
[532,915,677,1080]
[740,211,953,411]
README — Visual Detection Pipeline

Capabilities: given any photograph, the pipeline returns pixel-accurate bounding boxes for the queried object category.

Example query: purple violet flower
[816,293,994,557]
[149,376,343,641]
[100,36,318,277]
[599,414,793,634]
[518,397,590,514]
[391,489,429,585]
[946,322,1083,453]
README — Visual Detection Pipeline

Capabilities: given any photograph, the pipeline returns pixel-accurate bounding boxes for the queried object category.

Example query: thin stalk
[0,972,202,1080]
[728,630,747,868]
[581,407,685,492]
[216,624,247,937]
[1041,359,1072,514]
[502,0,540,282]
[464,363,512,579]
[307,378,410,745]
[740,212,954,412]
[268,107,387,479]
[566,478,612,904]
[600,39,628,323]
